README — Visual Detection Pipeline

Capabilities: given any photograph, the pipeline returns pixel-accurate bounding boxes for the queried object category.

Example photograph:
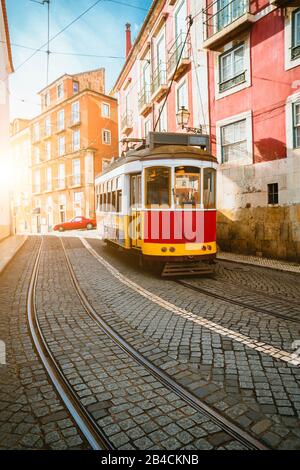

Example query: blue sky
[7,0,152,119]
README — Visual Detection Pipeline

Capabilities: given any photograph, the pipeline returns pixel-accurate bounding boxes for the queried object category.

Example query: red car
[53,216,97,232]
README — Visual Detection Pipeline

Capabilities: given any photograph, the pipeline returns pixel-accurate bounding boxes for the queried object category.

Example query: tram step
[161,262,214,278]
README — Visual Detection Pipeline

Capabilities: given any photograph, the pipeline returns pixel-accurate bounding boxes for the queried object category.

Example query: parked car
[53,216,97,232]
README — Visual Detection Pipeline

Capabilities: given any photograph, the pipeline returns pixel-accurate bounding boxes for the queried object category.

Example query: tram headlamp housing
[161,247,167,253]
[169,247,176,253]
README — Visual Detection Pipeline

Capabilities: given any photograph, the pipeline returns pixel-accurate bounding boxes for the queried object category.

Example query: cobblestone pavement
[63,236,300,450]
[0,237,89,450]
[36,236,247,450]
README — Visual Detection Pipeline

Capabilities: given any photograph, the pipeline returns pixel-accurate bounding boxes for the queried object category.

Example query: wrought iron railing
[138,86,151,111]
[151,63,167,96]
[121,111,133,131]
[292,44,300,61]
[219,70,246,92]
[167,32,190,77]
[203,0,250,40]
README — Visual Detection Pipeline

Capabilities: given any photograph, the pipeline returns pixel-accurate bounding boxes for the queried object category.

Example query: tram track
[60,237,268,450]
[175,279,300,326]
[27,237,113,451]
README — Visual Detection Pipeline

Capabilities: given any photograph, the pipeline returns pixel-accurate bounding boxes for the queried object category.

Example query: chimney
[125,23,132,58]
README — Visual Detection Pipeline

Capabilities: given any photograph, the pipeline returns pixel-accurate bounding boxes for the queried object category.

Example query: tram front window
[145,167,170,207]
[175,167,200,207]
[203,168,216,209]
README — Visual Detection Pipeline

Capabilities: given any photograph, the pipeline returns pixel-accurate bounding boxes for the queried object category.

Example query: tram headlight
[207,245,212,251]
[161,247,167,253]
[201,245,207,251]
[169,247,176,253]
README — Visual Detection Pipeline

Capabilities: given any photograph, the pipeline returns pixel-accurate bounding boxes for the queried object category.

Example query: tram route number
[100,454,199,467]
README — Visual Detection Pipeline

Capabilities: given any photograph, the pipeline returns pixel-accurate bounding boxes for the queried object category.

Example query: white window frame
[102,102,111,118]
[214,35,251,100]
[44,92,50,107]
[35,147,40,164]
[72,129,80,151]
[216,110,253,166]
[45,116,51,136]
[58,163,65,189]
[286,91,300,157]
[46,167,52,191]
[58,136,65,157]
[73,80,79,94]
[74,191,83,217]
[285,7,300,71]
[176,77,188,112]
[71,101,80,124]
[57,109,65,131]
[45,141,51,160]
[57,82,64,100]
[102,129,111,145]
[72,159,81,186]
[158,103,167,132]
[33,123,40,141]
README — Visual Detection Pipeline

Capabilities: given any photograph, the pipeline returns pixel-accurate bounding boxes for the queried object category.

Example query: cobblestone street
[0,236,300,450]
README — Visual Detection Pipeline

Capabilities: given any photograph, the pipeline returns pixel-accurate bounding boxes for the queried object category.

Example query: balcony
[121,111,133,135]
[138,86,152,116]
[167,33,191,81]
[151,64,168,102]
[69,113,81,127]
[57,179,66,190]
[203,0,255,51]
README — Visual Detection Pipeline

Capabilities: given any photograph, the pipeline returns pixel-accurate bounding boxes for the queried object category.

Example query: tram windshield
[174,167,200,207]
[145,167,170,207]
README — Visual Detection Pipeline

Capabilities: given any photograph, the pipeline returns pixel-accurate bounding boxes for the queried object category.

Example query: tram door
[130,174,142,249]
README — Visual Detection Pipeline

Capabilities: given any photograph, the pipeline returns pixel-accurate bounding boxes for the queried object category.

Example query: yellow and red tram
[95,133,217,274]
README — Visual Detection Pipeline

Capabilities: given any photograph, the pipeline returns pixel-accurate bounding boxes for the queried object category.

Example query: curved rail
[61,238,268,451]
[27,237,113,451]
[176,280,300,325]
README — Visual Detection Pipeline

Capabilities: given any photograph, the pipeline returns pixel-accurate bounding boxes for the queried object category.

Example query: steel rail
[60,237,268,451]
[26,237,113,451]
[176,280,300,326]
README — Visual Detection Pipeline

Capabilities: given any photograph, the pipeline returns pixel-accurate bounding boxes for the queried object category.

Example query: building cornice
[1,0,14,73]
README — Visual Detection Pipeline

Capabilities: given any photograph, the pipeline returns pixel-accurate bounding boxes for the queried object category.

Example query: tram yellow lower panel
[142,241,217,257]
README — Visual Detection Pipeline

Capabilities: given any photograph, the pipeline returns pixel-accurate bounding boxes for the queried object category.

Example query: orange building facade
[30,68,118,233]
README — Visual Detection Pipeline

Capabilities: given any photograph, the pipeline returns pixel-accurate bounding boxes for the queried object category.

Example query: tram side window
[117,190,122,213]
[103,193,107,211]
[175,167,200,207]
[203,168,216,209]
[145,167,170,207]
[112,191,116,210]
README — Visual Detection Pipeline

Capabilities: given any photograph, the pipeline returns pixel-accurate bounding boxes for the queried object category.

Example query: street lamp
[176,106,203,134]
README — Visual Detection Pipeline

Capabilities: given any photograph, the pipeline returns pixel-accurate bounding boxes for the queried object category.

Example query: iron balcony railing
[138,86,151,111]
[121,111,133,131]
[72,174,81,186]
[151,63,167,97]
[219,70,246,92]
[292,44,300,61]
[203,0,250,40]
[167,32,190,77]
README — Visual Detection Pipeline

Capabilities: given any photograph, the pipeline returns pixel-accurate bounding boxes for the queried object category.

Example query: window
[221,119,247,163]
[74,192,83,217]
[71,101,80,124]
[219,44,245,92]
[45,141,51,160]
[57,110,65,131]
[58,136,65,157]
[73,81,79,94]
[35,147,40,164]
[72,159,81,186]
[268,183,278,205]
[44,92,50,107]
[117,190,122,213]
[59,194,66,223]
[203,168,216,209]
[292,9,300,60]
[102,129,111,145]
[145,167,170,207]
[177,80,188,111]
[33,123,40,142]
[57,83,64,100]
[293,102,300,148]
[174,167,200,207]
[58,163,65,189]
[217,0,246,32]
[45,116,51,136]
[144,119,151,138]
[72,129,80,151]
[102,103,110,118]
[131,175,142,209]
[158,105,167,132]
[46,167,52,191]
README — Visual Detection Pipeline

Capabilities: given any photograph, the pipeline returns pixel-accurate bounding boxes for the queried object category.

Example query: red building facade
[203,0,300,260]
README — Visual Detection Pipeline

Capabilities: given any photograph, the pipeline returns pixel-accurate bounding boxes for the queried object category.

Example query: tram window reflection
[175,167,200,207]
[203,168,216,209]
[145,167,170,207]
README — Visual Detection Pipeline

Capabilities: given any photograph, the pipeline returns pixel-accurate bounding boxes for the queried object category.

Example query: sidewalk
[217,251,300,274]
[0,235,28,274]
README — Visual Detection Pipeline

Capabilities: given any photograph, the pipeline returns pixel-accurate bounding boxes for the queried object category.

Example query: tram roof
[100,145,217,177]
